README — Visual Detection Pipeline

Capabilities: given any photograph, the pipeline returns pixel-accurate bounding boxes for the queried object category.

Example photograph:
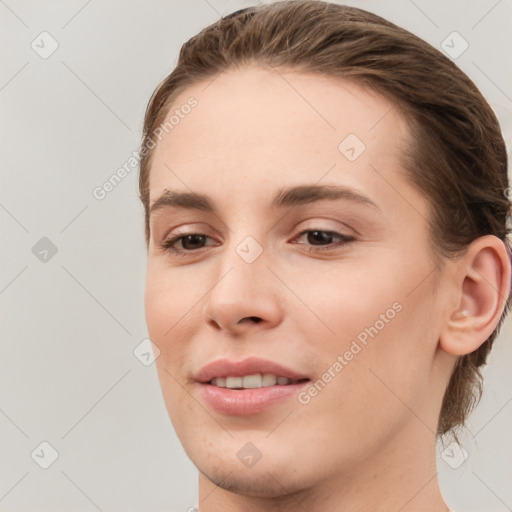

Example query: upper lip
[194,357,311,383]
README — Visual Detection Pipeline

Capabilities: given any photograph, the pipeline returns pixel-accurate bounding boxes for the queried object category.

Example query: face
[144,66,455,497]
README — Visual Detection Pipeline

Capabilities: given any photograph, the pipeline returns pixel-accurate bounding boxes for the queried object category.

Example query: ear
[439,235,511,356]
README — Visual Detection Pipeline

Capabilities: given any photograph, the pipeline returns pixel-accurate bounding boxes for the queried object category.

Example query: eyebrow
[149,184,381,217]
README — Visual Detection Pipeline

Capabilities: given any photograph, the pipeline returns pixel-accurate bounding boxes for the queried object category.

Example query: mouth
[195,357,312,415]
[195,356,311,385]
[208,374,310,389]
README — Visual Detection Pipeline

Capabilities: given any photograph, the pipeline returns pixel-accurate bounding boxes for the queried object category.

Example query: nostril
[236,316,263,325]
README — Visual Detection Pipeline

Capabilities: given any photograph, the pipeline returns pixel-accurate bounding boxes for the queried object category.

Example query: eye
[292,229,355,251]
[161,233,217,256]
[160,228,355,257]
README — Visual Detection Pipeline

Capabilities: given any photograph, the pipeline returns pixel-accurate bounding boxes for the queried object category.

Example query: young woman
[138,2,511,510]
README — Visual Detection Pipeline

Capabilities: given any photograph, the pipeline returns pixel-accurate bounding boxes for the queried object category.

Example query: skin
[143,66,510,511]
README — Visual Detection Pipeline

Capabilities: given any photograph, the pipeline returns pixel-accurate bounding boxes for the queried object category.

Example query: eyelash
[160,229,355,257]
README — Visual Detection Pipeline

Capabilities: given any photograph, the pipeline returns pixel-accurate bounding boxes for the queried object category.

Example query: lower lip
[199,381,309,416]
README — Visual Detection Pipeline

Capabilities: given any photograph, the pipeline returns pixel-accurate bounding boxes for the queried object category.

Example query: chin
[197,461,308,499]
[180,436,312,499]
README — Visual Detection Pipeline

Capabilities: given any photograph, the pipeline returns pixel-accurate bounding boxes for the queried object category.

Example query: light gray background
[1,0,511,511]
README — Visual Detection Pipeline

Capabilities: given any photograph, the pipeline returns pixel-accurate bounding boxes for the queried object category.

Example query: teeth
[210,374,294,388]
[242,374,262,388]
[262,373,277,386]
[226,376,242,389]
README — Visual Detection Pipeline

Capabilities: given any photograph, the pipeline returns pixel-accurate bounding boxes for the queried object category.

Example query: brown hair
[138,0,511,438]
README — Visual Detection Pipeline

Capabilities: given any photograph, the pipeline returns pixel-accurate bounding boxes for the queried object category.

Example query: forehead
[148,65,412,209]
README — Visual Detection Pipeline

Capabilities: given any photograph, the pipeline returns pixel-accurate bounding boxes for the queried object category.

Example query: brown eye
[293,229,355,251]
[161,233,217,256]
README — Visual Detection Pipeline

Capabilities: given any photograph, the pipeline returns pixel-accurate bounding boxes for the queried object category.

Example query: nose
[202,247,284,335]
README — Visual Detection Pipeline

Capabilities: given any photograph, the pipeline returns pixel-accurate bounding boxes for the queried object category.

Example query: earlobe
[439,235,511,356]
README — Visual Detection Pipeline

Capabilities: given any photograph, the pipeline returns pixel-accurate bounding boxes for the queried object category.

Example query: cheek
[144,280,170,351]
[286,259,398,343]
[294,300,435,453]
[144,265,200,337]
[295,258,436,395]
[144,269,199,376]
[144,272,200,426]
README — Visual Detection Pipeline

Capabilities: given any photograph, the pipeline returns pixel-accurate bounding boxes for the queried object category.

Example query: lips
[194,356,311,383]
[194,357,311,415]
